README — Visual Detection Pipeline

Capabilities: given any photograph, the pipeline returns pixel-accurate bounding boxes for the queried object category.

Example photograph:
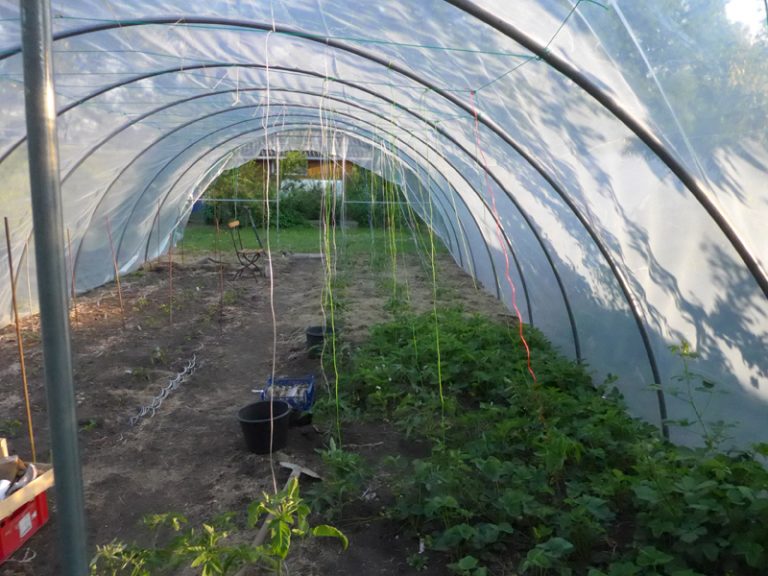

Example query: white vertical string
[262,28,278,494]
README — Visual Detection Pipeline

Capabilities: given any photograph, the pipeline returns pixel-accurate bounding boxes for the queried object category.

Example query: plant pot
[237,400,291,454]
[306,325,334,358]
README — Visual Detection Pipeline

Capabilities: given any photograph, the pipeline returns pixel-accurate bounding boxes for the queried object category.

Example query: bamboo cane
[215,216,224,328]
[168,235,173,326]
[66,227,78,325]
[105,216,126,328]
[3,217,36,463]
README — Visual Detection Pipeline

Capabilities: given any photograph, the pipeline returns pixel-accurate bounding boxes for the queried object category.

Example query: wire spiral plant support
[129,354,198,426]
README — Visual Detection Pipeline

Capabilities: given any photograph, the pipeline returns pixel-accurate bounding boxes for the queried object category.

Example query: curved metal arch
[175,125,478,281]
[8,27,665,424]
[131,113,484,303]
[5,48,648,375]
[161,121,481,288]
[137,120,474,283]
[152,116,498,307]
[64,81,585,364]
[255,121,470,274]
[443,0,767,303]
[123,96,530,332]
[101,82,535,321]
[64,87,512,313]
[202,117,479,283]
[30,67,582,376]
[2,13,761,307]
[144,120,485,288]
[101,89,584,365]
[39,64,534,321]
[68,101,468,289]
[58,70,507,312]
[75,108,471,279]
[0,21,666,412]
[56,70,582,358]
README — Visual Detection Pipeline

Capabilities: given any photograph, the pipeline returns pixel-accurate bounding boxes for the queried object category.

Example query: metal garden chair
[227,209,265,280]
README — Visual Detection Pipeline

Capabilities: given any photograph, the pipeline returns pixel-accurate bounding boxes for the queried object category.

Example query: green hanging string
[317,113,343,444]
[423,164,446,439]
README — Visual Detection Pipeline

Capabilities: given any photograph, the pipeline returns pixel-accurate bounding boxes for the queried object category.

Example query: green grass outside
[178,223,446,257]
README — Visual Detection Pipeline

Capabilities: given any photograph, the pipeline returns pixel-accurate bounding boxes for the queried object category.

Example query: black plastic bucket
[237,400,291,454]
[306,325,334,358]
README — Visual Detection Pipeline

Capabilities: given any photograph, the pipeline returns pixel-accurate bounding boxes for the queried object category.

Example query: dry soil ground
[0,245,508,575]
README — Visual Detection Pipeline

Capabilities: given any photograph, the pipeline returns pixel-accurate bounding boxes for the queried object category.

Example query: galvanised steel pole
[19,0,88,573]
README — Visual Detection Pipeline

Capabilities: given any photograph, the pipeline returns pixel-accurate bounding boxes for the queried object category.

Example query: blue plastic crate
[261,375,315,411]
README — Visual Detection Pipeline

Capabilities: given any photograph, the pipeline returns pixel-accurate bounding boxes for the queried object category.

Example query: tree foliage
[201,153,408,228]
[595,0,768,157]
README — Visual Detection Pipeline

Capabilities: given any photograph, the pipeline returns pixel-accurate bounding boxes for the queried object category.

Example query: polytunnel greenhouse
[0,0,767,574]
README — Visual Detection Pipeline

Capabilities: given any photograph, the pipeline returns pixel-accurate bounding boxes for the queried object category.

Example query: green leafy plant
[129,366,151,382]
[133,296,149,311]
[90,513,245,576]
[406,550,430,572]
[661,340,734,450]
[330,308,768,576]
[448,554,488,576]
[383,291,411,317]
[79,418,99,432]
[150,346,167,366]
[248,476,348,573]
[520,537,574,574]
[0,418,22,438]
[90,478,347,576]
[306,437,370,520]
[20,329,40,345]
[221,289,239,306]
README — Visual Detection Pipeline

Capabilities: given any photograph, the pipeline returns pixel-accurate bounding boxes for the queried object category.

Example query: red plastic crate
[0,491,49,563]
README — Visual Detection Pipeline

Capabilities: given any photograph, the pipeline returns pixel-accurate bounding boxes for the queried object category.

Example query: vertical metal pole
[19,1,89,574]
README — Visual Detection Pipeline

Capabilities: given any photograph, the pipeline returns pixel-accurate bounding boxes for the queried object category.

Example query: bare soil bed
[0,247,509,575]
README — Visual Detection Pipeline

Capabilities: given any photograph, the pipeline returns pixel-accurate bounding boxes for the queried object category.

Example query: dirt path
[0,247,509,575]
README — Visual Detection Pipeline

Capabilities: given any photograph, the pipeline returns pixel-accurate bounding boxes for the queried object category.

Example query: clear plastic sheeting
[1,0,767,449]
